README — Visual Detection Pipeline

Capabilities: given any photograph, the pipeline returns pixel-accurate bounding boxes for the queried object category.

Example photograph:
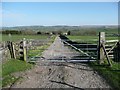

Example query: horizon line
[2,24,118,28]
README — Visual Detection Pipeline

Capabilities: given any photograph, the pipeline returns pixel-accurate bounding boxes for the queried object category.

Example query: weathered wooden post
[7,33,17,59]
[12,42,16,59]
[98,32,112,66]
[7,41,12,58]
[10,42,16,59]
[98,32,105,64]
[23,38,27,62]
[7,41,16,59]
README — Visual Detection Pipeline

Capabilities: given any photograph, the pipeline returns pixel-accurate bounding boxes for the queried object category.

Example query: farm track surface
[11,36,110,88]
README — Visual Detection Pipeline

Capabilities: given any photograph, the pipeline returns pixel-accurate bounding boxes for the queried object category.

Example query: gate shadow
[47,62,94,71]
[63,64,94,71]
[50,80,84,90]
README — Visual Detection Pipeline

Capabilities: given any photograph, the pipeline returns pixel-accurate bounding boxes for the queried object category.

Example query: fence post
[98,32,105,64]
[7,41,16,59]
[12,42,16,59]
[23,38,27,62]
[7,41,12,58]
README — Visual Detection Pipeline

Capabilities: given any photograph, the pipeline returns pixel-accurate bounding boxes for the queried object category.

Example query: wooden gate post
[7,41,16,59]
[11,42,16,59]
[23,38,27,62]
[98,32,105,64]
[7,41,12,58]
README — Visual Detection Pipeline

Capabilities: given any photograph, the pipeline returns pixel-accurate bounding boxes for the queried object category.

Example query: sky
[1,0,120,2]
[2,2,118,27]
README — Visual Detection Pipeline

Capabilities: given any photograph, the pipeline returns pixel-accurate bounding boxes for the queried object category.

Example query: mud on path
[11,36,110,88]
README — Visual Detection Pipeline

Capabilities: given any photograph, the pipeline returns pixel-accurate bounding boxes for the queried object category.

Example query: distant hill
[2,25,117,33]
[2,25,117,31]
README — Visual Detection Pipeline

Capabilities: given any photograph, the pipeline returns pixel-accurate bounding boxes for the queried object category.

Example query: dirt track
[11,36,110,88]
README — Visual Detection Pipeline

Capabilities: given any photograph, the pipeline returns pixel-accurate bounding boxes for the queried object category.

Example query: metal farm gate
[59,35,98,62]
[60,32,120,65]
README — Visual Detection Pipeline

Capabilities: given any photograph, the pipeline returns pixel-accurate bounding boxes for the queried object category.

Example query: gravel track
[11,36,110,88]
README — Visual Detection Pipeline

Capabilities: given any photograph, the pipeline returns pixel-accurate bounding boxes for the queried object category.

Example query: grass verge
[28,35,56,61]
[28,45,49,57]
[89,60,120,89]
[2,59,33,87]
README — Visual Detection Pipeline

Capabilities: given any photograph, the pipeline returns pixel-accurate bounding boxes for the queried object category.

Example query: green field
[67,35,118,41]
[1,34,50,42]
